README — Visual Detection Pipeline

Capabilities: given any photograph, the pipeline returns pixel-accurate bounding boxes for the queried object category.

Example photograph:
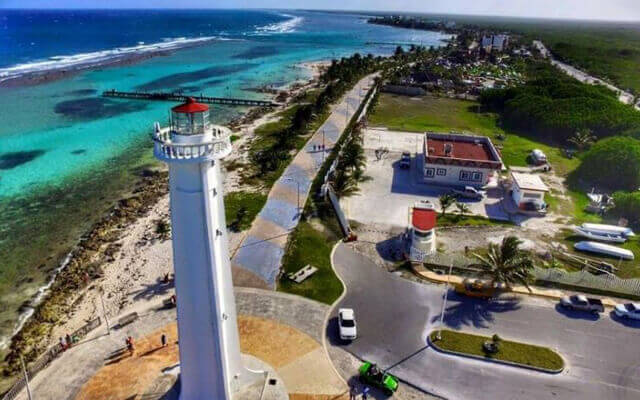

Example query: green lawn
[430,330,564,371]
[438,213,512,227]
[278,221,343,304]
[224,191,267,232]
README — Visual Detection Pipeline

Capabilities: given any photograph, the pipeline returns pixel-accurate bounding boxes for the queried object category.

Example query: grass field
[224,191,267,232]
[438,214,512,227]
[278,221,344,304]
[430,330,564,371]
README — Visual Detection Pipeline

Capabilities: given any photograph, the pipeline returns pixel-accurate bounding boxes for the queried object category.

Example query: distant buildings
[422,132,503,186]
[481,34,509,52]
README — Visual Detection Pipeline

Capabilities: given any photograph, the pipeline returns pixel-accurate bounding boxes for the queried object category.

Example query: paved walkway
[14,288,347,400]
[231,75,376,288]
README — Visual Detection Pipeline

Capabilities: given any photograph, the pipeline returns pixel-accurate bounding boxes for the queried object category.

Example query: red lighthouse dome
[172,97,209,114]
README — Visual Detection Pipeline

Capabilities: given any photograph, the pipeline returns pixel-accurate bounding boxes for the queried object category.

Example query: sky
[1,0,640,22]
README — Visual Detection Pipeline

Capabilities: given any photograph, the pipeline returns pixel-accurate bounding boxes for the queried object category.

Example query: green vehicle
[358,361,399,395]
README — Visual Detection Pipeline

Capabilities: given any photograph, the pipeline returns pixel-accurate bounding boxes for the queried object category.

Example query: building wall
[512,184,545,205]
[422,159,494,186]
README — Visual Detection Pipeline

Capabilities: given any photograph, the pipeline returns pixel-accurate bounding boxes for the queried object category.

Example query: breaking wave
[255,13,303,34]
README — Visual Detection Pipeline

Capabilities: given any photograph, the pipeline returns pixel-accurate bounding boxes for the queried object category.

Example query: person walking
[362,385,370,400]
[161,333,167,348]
[349,384,357,400]
[65,333,72,349]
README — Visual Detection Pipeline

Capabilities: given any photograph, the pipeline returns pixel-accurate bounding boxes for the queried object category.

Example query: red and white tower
[153,98,261,399]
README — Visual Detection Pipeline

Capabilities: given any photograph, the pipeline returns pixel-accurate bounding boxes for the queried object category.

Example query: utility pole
[100,293,111,335]
[20,356,32,400]
[436,263,454,341]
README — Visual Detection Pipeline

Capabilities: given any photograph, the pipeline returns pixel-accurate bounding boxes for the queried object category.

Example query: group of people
[349,383,371,400]
[59,333,77,351]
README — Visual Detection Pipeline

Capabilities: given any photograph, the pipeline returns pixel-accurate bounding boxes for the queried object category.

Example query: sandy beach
[38,60,328,350]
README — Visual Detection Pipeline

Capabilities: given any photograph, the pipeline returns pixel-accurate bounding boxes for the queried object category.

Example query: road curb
[321,241,350,387]
[427,332,565,374]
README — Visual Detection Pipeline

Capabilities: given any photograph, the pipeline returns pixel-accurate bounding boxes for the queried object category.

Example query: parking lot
[339,128,509,228]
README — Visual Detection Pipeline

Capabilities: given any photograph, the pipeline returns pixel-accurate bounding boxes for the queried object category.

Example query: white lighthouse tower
[153,98,261,399]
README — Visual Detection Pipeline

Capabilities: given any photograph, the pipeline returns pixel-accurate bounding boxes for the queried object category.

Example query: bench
[287,265,318,284]
[117,312,139,327]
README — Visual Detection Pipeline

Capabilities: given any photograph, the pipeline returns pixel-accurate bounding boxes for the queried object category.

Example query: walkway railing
[1,317,102,400]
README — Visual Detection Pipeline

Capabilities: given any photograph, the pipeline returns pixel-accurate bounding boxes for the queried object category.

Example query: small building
[422,132,503,187]
[407,201,437,262]
[510,172,549,210]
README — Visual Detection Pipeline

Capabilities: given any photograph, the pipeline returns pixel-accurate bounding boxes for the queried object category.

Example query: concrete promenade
[231,74,376,288]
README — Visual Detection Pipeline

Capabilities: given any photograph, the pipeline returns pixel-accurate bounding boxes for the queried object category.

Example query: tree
[331,169,359,197]
[455,202,470,217]
[439,194,456,216]
[609,191,640,229]
[573,136,640,191]
[568,129,596,151]
[472,236,535,291]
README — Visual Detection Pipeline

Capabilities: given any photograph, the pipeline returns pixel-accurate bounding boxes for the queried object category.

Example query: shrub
[609,191,640,228]
[572,136,640,191]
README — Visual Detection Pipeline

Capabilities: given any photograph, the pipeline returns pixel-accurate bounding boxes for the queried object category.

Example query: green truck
[358,361,399,395]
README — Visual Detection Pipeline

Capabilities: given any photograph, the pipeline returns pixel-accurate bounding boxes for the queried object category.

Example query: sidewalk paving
[232,75,376,288]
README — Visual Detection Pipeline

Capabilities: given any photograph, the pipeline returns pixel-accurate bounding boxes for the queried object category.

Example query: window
[414,230,433,238]
[425,168,435,178]
[459,170,483,182]
[437,168,447,176]
[523,192,542,199]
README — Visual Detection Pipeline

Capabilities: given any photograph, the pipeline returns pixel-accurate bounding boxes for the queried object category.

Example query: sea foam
[255,13,303,35]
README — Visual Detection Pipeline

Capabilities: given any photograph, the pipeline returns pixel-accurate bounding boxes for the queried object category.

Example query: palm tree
[455,202,470,217]
[568,129,596,151]
[472,236,535,291]
[439,194,456,217]
[331,170,360,197]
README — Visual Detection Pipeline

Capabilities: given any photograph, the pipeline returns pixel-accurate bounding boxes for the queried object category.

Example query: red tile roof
[412,208,436,231]
[427,137,494,161]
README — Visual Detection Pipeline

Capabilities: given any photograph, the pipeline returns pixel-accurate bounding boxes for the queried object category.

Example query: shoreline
[1,60,327,381]
[0,37,225,89]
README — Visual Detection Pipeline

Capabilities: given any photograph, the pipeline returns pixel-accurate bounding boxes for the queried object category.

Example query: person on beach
[65,333,72,348]
[59,337,67,351]
[161,333,167,347]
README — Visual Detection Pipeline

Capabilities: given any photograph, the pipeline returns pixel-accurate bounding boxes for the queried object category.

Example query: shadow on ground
[432,292,522,329]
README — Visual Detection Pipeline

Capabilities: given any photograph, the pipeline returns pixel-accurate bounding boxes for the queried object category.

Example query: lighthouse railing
[152,126,232,160]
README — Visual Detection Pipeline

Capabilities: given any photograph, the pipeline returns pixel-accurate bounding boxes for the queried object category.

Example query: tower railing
[153,125,232,161]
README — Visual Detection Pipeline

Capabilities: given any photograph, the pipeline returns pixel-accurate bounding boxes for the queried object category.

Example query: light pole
[436,263,454,341]
[284,177,301,215]
[20,356,32,400]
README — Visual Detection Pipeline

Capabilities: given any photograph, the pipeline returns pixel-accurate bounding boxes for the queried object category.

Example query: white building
[422,132,503,187]
[510,171,549,210]
[153,98,262,400]
[407,201,437,262]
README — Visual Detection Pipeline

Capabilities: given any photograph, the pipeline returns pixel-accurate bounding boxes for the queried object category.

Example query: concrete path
[231,75,376,288]
[328,243,640,400]
[14,288,347,400]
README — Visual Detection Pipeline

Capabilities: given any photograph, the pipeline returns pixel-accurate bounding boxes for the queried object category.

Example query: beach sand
[44,61,327,348]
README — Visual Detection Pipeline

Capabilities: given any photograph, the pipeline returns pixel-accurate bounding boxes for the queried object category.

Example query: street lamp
[436,263,454,341]
[284,177,301,215]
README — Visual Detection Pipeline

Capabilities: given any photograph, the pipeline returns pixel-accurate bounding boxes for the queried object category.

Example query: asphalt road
[328,243,640,400]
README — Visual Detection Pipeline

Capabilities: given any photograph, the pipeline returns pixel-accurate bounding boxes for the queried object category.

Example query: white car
[338,308,357,341]
[614,303,640,319]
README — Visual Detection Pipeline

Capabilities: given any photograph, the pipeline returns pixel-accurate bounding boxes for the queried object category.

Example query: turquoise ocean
[0,9,448,344]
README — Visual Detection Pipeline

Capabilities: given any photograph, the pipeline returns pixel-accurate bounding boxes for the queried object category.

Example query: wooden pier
[102,89,279,107]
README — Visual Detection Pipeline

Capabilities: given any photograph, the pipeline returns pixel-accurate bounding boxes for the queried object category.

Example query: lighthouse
[153,98,261,399]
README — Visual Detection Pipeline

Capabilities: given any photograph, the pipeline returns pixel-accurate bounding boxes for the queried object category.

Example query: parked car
[530,149,547,165]
[614,303,640,319]
[454,279,498,299]
[399,152,411,169]
[358,361,399,395]
[338,308,357,341]
[560,295,604,313]
[450,186,485,200]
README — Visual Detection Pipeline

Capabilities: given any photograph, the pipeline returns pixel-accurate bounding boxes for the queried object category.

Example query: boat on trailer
[581,223,635,238]
[572,226,627,243]
[574,241,635,261]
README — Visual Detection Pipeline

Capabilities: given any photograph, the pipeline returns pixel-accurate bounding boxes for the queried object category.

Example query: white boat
[572,226,627,243]
[574,241,634,260]
[581,223,635,237]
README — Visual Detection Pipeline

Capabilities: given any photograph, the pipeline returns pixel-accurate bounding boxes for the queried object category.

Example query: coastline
[1,60,327,382]
[0,37,224,88]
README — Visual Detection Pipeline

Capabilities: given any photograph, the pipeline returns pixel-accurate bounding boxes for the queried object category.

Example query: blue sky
[1,0,639,21]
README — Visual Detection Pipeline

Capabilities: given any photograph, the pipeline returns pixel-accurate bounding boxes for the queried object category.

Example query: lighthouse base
[152,354,289,400]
